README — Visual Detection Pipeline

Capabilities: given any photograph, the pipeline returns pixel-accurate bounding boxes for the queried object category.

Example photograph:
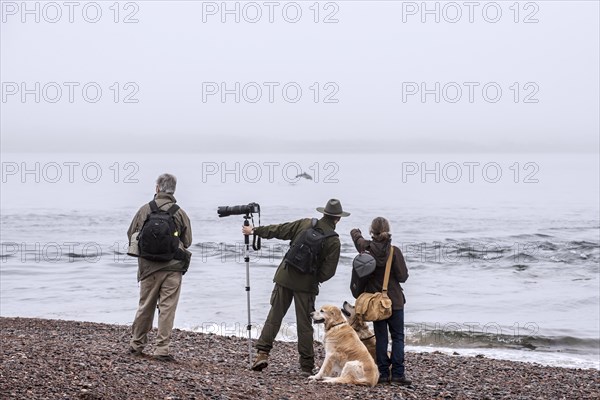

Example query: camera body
[217,202,260,218]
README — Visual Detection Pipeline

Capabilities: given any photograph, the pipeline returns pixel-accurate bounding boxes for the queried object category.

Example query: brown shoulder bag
[355,246,394,321]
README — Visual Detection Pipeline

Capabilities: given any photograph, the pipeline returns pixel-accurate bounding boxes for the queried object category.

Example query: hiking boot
[378,375,390,385]
[128,347,143,356]
[251,351,269,371]
[153,354,176,362]
[300,367,315,377]
[391,375,412,386]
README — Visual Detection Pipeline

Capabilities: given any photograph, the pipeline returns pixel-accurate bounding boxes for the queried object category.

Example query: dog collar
[361,334,376,341]
[330,321,347,328]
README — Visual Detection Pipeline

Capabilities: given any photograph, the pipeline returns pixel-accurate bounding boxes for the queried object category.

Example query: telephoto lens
[217,203,260,217]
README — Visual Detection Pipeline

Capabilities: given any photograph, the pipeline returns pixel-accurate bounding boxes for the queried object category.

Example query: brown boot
[251,351,269,371]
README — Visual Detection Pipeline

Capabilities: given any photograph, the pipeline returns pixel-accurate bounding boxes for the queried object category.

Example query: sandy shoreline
[1,317,598,400]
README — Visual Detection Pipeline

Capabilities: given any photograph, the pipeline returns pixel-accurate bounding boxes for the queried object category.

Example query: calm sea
[1,153,598,369]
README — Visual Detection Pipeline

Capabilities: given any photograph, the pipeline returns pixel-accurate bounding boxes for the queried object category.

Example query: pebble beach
[1,317,598,400]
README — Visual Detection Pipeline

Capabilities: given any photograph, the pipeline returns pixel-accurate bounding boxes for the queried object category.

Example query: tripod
[242,214,260,368]
[243,215,252,367]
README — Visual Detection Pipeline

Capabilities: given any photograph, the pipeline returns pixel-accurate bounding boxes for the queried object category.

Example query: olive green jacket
[254,217,341,294]
[127,192,192,281]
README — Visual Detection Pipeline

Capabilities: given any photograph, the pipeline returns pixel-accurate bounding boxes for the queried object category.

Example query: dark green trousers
[256,284,316,370]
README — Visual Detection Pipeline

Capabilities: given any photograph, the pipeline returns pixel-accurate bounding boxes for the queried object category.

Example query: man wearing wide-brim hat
[242,199,350,375]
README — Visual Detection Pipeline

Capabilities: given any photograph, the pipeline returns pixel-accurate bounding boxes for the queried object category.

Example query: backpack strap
[312,218,339,238]
[149,200,159,212]
[149,200,180,216]
[167,204,180,216]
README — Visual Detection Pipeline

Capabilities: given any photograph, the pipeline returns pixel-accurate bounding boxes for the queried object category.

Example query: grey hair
[156,173,177,194]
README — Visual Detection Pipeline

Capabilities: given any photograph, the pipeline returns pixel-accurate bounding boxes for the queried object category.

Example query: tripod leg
[244,217,252,368]
[246,258,251,367]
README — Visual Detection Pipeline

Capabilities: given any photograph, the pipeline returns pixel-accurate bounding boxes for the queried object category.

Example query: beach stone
[1,317,598,400]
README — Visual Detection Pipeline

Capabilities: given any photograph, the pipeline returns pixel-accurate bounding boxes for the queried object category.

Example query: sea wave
[185,236,599,266]
[405,323,600,355]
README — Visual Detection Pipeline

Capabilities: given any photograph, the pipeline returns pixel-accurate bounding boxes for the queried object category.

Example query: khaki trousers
[130,270,182,356]
[255,284,316,370]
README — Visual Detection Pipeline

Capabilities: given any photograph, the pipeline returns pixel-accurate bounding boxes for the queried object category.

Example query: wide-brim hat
[316,198,350,217]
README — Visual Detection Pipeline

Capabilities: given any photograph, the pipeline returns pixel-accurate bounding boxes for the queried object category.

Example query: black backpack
[284,218,338,274]
[138,201,181,261]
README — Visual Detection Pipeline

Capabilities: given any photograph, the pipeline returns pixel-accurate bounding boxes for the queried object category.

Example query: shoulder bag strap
[382,246,394,293]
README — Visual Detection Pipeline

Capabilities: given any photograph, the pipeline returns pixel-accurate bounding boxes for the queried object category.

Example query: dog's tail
[322,361,378,387]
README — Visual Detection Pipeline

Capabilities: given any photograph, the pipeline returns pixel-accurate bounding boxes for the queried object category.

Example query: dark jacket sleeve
[393,246,409,283]
[317,237,341,283]
[350,228,370,252]
[254,219,306,241]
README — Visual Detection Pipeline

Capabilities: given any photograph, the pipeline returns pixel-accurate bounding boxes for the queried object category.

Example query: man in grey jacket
[127,173,192,361]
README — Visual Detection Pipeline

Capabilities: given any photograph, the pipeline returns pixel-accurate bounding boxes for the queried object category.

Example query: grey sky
[1,1,598,153]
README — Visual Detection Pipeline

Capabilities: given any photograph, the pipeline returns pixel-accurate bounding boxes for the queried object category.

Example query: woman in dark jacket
[351,217,411,386]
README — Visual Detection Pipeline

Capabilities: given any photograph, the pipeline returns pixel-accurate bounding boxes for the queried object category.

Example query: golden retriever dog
[309,305,379,386]
[341,301,377,361]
